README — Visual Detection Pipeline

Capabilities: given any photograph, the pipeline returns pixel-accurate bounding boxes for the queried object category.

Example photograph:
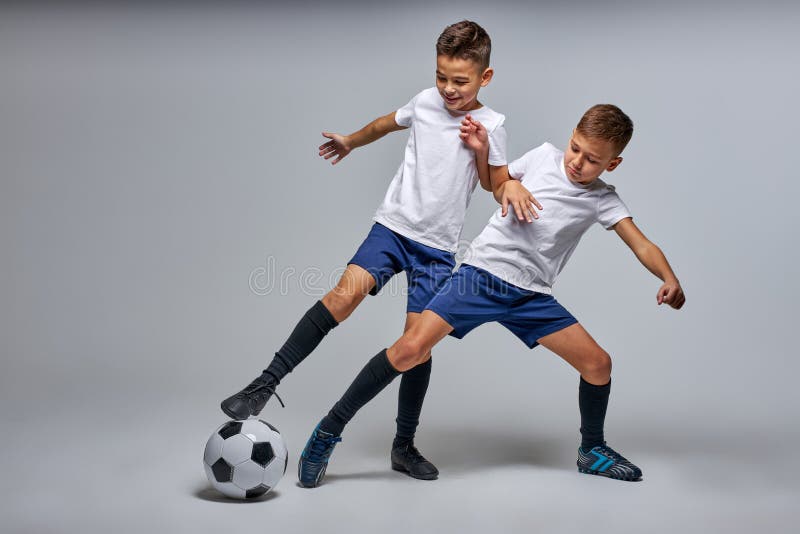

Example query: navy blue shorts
[425,264,578,348]
[348,223,456,314]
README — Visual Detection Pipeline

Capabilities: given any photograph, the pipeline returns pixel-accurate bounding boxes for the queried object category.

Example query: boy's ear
[605,156,623,172]
[480,67,494,86]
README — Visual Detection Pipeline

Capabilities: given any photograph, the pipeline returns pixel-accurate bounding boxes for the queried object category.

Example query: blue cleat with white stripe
[577,443,642,481]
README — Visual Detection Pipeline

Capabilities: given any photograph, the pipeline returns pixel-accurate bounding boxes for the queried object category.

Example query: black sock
[320,349,400,436]
[579,376,611,450]
[394,357,432,445]
[263,300,338,382]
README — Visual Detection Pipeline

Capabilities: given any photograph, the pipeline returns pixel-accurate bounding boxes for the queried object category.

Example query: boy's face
[435,55,493,113]
[564,131,623,186]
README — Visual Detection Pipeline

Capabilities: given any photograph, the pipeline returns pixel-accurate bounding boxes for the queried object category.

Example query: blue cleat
[577,442,642,481]
[298,422,342,488]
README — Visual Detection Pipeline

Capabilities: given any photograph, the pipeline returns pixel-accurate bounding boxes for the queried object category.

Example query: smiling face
[564,131,623,186]
[435,55,493,113]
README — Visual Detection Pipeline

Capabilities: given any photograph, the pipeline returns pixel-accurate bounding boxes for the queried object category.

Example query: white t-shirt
[463,142,631,293]
[373,87,507,253]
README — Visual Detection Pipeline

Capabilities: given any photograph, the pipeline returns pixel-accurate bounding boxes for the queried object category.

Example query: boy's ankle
[392,436,414,449]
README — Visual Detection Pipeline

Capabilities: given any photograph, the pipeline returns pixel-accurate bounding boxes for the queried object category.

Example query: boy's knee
[321,289,361,322]
[582,349,612,383]
[389,336,428,372]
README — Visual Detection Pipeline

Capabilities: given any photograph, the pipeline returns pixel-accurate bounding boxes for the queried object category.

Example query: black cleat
[391,441,439,480]
[220,373,284,420]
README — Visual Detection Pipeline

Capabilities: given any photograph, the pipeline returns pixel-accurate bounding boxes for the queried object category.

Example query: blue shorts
[425,264,578,348]
[348,223,456,314]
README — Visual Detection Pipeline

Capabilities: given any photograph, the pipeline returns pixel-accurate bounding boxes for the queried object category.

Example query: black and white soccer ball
[203,419,288,499]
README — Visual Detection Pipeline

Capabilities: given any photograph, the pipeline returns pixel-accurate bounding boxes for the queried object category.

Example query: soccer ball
[203,419,288,499]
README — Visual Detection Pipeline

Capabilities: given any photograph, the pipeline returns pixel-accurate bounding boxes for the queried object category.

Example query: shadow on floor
[347,426,571,475]
[298,469,399,487]
[193,484,281,503]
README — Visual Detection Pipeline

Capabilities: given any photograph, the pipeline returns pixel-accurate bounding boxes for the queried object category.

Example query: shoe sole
[219,402,254,421]
[391,462,438,480]
[298,459,326,488]
[578,467,641,482]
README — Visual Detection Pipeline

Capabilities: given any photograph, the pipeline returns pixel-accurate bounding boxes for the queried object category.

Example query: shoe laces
[594,443,628,464]
[238,379,285,408]
[305,431,342,463]
[404,444,427,464]
[396,442,427,464]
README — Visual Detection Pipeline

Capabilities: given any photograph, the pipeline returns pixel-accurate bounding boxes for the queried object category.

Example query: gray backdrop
[2,2,798,533]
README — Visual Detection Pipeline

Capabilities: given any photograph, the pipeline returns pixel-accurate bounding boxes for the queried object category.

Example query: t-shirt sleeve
[487,121,508,166]
[507,151,529,180]
[597,188,632,229]
[507,144,549,180]
[394,93,419,127]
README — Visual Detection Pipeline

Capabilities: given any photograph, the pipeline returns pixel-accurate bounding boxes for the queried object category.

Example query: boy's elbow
[480,180,493,192]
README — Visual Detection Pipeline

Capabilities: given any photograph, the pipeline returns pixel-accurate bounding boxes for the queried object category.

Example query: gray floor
[3,378,798,534]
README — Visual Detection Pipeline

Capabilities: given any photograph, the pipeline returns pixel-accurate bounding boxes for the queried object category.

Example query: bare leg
[536,323,612,385]
[321,263,377,323]
[387,310,454,372]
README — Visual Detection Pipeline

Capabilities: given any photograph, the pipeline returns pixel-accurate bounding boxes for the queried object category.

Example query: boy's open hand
[501,180,543,223]
[657,280,685,309]
[459,114,488,153]
[319,132,352,165]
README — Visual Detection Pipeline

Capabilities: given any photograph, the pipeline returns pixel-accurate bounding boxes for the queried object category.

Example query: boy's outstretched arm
[459,116,542,221]
[319,112,407,165]
[613,217,686,309]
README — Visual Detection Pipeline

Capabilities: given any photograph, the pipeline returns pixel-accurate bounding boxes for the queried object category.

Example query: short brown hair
[436,20,491,69]
[576,104,634,155]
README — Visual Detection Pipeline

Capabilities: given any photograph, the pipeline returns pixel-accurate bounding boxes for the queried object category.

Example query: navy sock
[394,357,432,444]
[579,376,611,450]
[264,300,338,382]
[320,349,400,436]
